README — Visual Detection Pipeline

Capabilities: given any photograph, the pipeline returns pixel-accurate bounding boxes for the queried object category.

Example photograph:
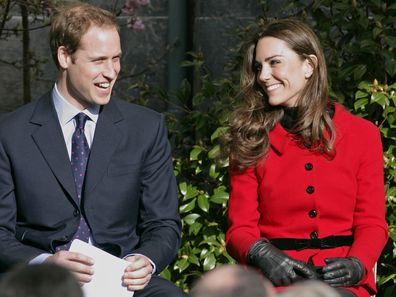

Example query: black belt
[270,235,353,250]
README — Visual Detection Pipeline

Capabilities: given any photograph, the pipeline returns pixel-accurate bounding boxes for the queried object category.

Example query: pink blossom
[122,0,138,15]
[127,17,145,30]
[136,0,150,6]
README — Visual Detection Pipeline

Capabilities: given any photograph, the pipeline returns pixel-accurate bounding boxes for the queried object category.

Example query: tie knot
[75,113,90,130]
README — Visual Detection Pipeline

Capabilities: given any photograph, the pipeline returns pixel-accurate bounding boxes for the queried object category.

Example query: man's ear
[57,46,71,69]
[304,54,318,79]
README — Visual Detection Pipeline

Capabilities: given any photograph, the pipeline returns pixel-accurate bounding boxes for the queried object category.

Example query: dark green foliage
[158,54,237,290]
[353,80,396,296]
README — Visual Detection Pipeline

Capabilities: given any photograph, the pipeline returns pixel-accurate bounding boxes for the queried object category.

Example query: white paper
[70,239,134,297]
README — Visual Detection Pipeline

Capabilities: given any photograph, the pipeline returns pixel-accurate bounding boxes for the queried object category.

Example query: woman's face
[254,37,313,107]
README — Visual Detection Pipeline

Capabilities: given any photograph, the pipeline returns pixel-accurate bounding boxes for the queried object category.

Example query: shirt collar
[52,83,100,125]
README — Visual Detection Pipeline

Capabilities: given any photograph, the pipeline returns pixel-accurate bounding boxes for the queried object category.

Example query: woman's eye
[270,60,280,66]
[254,63,262,72]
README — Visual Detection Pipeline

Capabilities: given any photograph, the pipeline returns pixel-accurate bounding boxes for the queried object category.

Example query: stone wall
[0,0,268,112]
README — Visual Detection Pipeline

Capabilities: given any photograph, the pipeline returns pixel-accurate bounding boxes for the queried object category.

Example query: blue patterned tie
[57,113,91,251]
[71,112,91,241]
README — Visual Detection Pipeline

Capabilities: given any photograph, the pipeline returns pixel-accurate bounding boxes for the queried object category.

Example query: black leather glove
[322,257,364,287]
[247,239,316,286]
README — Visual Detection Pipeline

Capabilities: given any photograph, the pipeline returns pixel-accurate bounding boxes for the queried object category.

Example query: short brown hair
[50,1,119,69]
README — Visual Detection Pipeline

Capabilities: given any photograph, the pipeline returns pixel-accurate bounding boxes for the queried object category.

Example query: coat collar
[29,93,123,205]
[83,99,123,196]
[269,103,346,155]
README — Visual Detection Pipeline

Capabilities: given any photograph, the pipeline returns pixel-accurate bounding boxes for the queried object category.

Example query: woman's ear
[304,54,318,79]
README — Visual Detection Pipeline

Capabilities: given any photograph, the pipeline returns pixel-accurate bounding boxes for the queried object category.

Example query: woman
[225,19,388,297]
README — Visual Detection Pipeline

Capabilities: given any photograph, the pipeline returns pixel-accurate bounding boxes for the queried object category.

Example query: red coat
[226,104,388,297]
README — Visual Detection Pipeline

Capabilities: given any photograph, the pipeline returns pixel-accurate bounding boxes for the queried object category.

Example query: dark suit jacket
[0,92,181,273]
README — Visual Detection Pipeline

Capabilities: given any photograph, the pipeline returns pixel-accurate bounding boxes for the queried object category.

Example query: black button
[305,163,313,170]
[309,210,317,218]
[73,209,80,216]
[310,231,318,239]
[306,186,315,194]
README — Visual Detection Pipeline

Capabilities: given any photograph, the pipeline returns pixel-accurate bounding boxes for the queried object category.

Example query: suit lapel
[30,93,78,204]
[84,99,123,195]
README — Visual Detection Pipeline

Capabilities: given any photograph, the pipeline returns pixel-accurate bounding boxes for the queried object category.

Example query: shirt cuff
[29,253,52,264]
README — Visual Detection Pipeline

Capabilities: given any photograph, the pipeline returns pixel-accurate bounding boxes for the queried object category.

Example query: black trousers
[134,275,187,297]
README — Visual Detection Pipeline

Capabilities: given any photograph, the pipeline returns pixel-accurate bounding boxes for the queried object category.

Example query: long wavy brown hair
[226,19,335,172]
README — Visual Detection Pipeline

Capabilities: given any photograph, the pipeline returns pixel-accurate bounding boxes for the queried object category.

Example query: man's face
[60,25,121,110]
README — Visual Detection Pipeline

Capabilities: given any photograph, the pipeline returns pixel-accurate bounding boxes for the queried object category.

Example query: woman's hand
[322,257,364,287]
[247,239,315,286]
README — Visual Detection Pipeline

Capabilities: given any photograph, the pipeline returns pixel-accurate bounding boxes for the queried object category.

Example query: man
[0,2,184,296]
[190,264,275,297]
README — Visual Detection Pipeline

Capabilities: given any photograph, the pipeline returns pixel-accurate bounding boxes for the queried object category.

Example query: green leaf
[192,93,205,106]
[378,273,396,285]
[384,36,396,48]
[355,90,368,99]
[211,127,228,142]
[210,191,229,204]
[189,221,203,235]
[357,81,371,92]
[387,187,396,197]
[188,254,200,266]
[190,146,203,161]
[371,92,389,109]
[179,199,196,213]
[195,165,202,175]
[179,182,187,196]
[353,64,367,81]
[202,252,216,271]
[354,98,369,111]
[209,163,219,179]
[160,267,171,280]
[186,185,199,199]
[184,213,201,225]
[176,258,190,272]
[197,195,210,212]
[208,145,220,159]
[389,82,396,90]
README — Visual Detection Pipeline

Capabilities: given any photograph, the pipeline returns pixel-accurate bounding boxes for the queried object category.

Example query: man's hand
[248,239,316,286]
[45,250,94,284]
[123,255,153,291]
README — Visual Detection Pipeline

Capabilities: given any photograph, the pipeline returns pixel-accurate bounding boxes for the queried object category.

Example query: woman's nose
[258,64,271,82]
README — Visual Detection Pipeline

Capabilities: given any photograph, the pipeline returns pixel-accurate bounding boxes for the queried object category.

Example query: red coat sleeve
[347,121,388,274]
[226,167,261,264]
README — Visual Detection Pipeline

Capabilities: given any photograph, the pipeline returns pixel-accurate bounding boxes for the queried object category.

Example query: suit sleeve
[0,138,46,271]
[348,123,388,274]
[226,166,261,264]
[131,114,181,272]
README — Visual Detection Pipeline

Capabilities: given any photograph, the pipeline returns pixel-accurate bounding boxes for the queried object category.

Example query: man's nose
[102,60,119,79]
